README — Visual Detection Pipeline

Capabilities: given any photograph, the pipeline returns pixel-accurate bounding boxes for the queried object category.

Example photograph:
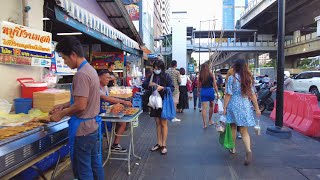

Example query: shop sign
[31,57,51,67]
[92,52,124,70]
[188,63,195,73]
[0,21,52,58]
[0,53,31,65]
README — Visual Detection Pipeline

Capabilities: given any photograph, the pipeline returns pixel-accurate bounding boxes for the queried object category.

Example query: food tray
[109,93,133,99]
[0,126,44,146]
[100,113,125,119]
[123,108,140,117]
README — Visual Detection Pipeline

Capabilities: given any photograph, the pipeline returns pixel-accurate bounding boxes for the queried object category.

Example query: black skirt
[150,108,162,118]
[177,86,189,109]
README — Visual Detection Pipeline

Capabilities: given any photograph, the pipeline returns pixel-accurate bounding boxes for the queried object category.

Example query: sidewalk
[56,108,320,180]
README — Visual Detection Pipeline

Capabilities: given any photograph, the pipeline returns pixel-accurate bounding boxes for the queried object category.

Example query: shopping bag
[217,99,223,113]
[161,88,176,121]
[214,103,218,113]
[148,90,162,109]
[187,80,192,92]
[219,123,235,149]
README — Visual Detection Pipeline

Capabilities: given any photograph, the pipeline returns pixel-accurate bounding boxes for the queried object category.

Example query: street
[57,106,320,180]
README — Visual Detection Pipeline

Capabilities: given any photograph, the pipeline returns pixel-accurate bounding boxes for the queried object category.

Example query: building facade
[222,0,247,29]
[172,11,187,71]
[161,0,171,35]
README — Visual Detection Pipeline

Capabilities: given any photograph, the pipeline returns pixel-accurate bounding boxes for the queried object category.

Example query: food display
[110,104,125,115]
[0,121,44,140]
[123,108,140,116]
[109,86,133,99]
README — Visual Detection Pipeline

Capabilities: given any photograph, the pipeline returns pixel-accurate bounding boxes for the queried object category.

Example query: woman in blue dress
[223,59,261,166]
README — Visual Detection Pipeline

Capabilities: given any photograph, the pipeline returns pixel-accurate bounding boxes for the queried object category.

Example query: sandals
[150,144,161,152]
[229,148,236,154]
[244,152,252,166]
[160,146,167,155]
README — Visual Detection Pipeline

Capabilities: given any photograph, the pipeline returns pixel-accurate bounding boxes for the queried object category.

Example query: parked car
[292,71,320,99]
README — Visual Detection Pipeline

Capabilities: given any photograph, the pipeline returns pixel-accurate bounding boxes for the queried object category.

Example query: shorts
[200,88,215,102]
[173,91,180,104]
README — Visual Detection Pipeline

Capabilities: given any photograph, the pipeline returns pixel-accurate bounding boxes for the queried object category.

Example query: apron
[68,60,102,163]
[99,87,112,133]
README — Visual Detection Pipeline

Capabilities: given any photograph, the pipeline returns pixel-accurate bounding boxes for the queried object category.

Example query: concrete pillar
[254,53,259,68]
[315,16,320,37]
[293,30,301,43]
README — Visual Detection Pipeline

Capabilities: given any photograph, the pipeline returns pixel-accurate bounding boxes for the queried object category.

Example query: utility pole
[266,0,291,139]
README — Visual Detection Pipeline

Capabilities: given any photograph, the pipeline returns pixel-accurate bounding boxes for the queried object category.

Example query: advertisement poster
[125,4,139,21]
[51,51,77,74]
[92,52,124,70]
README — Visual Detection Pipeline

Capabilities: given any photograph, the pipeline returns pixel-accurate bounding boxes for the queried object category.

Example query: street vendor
[106,62,117,87]
[50,37,104,180]
[98,70,132,153]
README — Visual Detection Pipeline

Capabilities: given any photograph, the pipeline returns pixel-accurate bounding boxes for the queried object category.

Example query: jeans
[193,89,201,109]
[73,130,104,180]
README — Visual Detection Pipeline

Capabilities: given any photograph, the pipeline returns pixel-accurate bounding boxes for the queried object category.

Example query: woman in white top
[177,68,190,113]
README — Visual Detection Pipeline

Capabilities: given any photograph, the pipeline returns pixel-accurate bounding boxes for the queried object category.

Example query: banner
[0,21,52,57]
[92,52,124,70]
[125,4,139,21]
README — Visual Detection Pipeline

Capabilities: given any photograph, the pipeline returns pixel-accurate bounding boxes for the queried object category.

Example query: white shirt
[180,75,189,86]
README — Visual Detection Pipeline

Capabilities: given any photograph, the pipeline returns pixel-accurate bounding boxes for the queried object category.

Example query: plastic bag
[148,90,162,109]
[161,88,176,121]
[254,119,261,135]
[42,70,61,88]
[219,115,226,123]
[219,123,235,149]
[217,99,223,114]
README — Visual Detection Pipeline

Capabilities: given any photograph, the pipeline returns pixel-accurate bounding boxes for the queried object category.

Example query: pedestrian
[192,72,201,110]
[142,60,174,155]
[106,62,117,87]
[166,60,181,122]
[177,68,190,113]
[223,59,261,166]
[198,63,220,129]
[225,67,242,139]
[284,73,294,91]
[98,70,132,153]
[50,37,104,179]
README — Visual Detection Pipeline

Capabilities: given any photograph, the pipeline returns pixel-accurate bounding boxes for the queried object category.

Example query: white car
[292,71,320,98]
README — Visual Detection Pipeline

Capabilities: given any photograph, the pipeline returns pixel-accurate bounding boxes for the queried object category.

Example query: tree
[190,57,197,67]
[263,59,276,68]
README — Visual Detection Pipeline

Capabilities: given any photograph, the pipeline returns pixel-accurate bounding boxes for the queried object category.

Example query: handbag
[214,103,218,113]
[161,88,176,121]
[219,123,235,149]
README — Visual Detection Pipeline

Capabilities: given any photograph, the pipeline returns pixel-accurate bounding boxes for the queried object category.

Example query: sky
[171,0,222,30]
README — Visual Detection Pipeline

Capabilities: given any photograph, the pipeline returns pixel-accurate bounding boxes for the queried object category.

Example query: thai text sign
[0,21,52,57]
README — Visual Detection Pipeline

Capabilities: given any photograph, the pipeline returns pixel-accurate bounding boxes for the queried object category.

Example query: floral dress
[226,74,256,127]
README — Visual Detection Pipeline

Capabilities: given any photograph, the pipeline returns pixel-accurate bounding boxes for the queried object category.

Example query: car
[292,71,320,99]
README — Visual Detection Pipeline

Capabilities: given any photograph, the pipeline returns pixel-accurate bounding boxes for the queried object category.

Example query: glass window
[312,72,320,78]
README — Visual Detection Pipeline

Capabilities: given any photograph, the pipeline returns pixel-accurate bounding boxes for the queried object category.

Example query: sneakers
[111,144,127,153]
[171,117,181,122]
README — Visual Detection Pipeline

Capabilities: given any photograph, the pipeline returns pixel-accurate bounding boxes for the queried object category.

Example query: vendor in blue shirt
[98,70,132,153]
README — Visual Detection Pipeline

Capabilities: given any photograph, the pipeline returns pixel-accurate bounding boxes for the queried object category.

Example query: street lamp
[199,19,218,71]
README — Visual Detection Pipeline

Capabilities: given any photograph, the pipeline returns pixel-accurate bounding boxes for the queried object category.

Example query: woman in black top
[198,63,220,128]
[142,61,174,155]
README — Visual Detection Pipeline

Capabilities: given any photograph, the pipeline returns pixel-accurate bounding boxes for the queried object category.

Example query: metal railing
[285,32,318,46]
[240,0,265,18]
[194,40,276,49]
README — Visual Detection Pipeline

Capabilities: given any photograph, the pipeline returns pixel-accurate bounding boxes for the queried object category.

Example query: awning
[141,46,152,60]
[54,1,141,56]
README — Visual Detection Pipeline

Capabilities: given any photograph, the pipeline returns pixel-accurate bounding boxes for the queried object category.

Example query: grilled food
[110,104,125,115]
[123,108,139,116]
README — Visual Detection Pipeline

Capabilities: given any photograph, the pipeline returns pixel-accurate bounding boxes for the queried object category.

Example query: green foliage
[262,59,276,68]
[297,58,318,69]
